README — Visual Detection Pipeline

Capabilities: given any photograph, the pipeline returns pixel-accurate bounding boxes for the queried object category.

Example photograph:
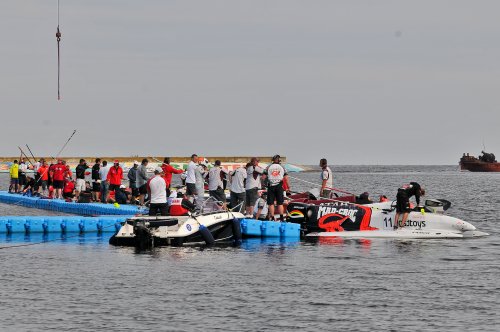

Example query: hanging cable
[56,0,62,100]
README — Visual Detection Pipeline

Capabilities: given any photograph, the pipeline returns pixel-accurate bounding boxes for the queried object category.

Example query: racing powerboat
[109,211,245,248]
[287,197,488,239]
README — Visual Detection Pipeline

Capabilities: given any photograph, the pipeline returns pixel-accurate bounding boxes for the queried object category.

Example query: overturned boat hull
[109,211,245,248]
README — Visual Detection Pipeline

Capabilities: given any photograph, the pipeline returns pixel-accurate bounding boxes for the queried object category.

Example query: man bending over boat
[395,182,425,229]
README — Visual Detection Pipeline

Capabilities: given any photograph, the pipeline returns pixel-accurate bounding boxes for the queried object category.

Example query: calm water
[0,166,498,332]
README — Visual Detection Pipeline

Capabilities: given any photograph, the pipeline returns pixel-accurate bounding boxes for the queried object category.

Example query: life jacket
[169,198,189,216]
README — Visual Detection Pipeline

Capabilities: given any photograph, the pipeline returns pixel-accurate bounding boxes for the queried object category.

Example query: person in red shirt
[63,177,75,200]
[51,160,67,199]
[106,160,123,203]
[37,160,50,196]
[161,157,184,196]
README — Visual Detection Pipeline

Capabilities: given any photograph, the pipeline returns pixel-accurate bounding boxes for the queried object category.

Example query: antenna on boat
[482,138,486,152]
[56,0,62,101]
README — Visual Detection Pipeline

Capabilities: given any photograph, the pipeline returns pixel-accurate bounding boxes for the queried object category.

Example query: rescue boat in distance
[459,151,500,172]
[286,198,489,239]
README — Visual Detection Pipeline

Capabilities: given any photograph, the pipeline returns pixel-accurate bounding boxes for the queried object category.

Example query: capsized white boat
[109,211,245,248]
[286,198,489,239]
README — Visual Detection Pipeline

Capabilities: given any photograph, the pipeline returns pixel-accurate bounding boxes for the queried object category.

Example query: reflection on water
[0,167,499,331]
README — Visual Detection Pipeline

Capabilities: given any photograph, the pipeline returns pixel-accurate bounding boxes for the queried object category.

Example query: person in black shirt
[91,158,101,202]
[395,182,425,229]
[75,159,89,201]
[22,176,36,196]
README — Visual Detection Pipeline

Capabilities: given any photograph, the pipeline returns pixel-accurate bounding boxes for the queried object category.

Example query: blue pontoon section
[0,191,145,216]
[240,219,300,238]
[0,216,130,233]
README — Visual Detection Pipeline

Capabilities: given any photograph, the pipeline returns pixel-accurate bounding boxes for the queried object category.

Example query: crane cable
[56,0,62,100]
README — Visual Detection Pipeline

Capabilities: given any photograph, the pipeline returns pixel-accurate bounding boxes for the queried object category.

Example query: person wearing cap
[128,161,139,200]
[229,164,247,212]
[263,155,289,221]
[319,158,333,198]
[185,154,199,202]
[75,159,89,201]
[114,184,130,205]
[136,158,149,205]
[99,160,111,203]
[147,167,168,216]
[161,157,184,196]
[208,160,228,208]
[106,160,124,203]
[245,157,264,216]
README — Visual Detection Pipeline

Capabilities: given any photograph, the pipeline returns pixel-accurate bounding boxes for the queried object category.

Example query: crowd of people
[6,155,425,227]
[7,154,294,221]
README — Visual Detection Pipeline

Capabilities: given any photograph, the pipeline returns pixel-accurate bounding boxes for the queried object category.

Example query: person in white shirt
[18,158,28,189]
[147,167,168,216]
[99,160,111,203]
[195,159,208,211]
[185,154,198,202]
[264,155,289,221]
[245,157,264,216]
[319,158,333,198]
[208,160,227,208]
[229,165,247,212]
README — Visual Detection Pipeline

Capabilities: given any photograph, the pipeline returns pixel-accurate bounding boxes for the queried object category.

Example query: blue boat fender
[198,224,215,245]
[232,218,242,242]
[60,220,67,232]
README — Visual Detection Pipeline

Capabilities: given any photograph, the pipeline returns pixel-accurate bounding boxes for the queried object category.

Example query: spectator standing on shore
[185,154,199,203]
[208,160,228,209]
[147,167,168,216]
[136,159,149,205]
[161,157,184,196]
[99,160,110,203]
[128,161,139,200]
[106,160,123,203]
[75,159,89,201]
[245,157,264,216]
[319,158,333,198]
[9,160,19,193]
[229,164,247,212]
[264,155,289,221]
[91,158,101,202]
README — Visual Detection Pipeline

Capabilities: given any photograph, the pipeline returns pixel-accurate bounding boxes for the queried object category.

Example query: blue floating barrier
[261,220,281,237]
[279,222,301,238]
[240,219,263,237]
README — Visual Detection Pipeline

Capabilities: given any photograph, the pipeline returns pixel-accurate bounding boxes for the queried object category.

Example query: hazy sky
[1,1,499,164]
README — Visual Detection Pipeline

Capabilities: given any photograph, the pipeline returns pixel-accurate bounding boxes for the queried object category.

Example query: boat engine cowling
[424,199,451,214]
